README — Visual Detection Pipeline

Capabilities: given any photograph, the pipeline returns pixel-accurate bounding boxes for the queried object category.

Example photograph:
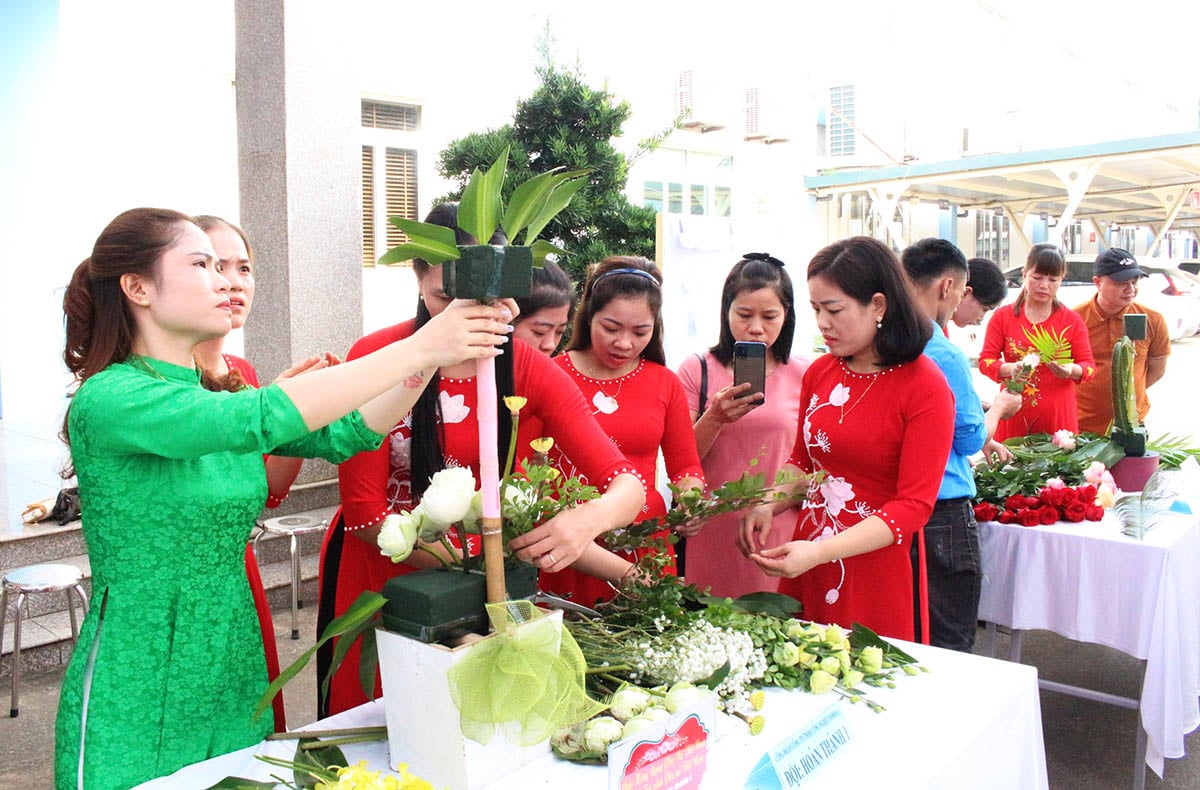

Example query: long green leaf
[322,616,380,705]
[502,169,561,243]
[522,170,589,243]
[205,778,278,789]
[731,591,803,619]
[357,626,379,701]
[293,740,347,789]
[459,149,507,245]
[379,217,460,265]
[254,592,385,719]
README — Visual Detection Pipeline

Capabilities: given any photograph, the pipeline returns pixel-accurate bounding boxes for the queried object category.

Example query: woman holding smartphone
[676,253,809,597]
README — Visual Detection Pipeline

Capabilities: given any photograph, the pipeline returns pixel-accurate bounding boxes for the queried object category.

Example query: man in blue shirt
[901,239,1021,651]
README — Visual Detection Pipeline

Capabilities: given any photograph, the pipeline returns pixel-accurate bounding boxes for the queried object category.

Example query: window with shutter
[361,100,421,266]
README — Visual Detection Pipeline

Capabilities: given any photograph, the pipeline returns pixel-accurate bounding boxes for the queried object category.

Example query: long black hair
[408,203,514,499]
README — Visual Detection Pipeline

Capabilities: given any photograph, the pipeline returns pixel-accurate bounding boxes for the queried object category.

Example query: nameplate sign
[745,702,853,789]
[608,697,716,790]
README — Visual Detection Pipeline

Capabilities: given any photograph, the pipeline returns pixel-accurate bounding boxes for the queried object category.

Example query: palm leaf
[522,170,590,243]
[1024,324,1072,364]
[1115,468,1179,539]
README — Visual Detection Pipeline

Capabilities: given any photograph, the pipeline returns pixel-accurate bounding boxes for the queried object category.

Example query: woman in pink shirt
[676,253,809,597]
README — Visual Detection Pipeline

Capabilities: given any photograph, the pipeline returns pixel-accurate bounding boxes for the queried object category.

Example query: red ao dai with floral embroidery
[779,354,954,641]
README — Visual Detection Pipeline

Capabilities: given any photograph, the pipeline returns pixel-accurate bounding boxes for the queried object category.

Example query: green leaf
[522,170,590,243]
[848,622,917,665]
[358,626,379,701]
[322,616,381,706]
[459,149,507,245]
[293,740,347,789]
[731,592,803,619]
[502,170,561,242]
[379,218,460,265]
[530,239,568,268]
[254,592,385,719]
[698,660,731,691]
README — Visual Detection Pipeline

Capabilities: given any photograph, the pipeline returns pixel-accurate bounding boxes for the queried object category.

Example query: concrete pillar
[235,0,362,509]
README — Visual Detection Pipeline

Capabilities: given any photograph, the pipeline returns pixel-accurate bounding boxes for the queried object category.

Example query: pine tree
[436,36,671,284]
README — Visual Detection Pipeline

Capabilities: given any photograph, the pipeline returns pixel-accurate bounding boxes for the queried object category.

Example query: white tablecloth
[137,640,1046,789]
[979,512,1200,776]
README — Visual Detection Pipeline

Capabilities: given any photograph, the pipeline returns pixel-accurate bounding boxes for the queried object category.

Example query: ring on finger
[547,552,556,565]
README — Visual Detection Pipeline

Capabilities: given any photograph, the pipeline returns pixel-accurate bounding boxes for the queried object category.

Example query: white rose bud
[621,715,658,740]
[377,512,418,562]
[583,716,624,754]
[819,655,841,677]
[609,686,653,722]
[1021,353,1041,369]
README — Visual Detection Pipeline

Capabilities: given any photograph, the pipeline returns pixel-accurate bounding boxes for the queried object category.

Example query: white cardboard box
[375,611,562,789]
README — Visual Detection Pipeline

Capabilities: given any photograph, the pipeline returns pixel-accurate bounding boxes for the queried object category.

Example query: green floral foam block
[442,245,533,300]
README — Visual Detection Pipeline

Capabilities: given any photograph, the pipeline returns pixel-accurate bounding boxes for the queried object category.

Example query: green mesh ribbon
[446,601,604,746]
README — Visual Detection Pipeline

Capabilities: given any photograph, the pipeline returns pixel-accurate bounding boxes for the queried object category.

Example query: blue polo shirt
[923,320,987,500]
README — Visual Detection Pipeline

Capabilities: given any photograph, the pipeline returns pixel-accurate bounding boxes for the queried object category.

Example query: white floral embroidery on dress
[828,383,851,407]
[439,391,470,423]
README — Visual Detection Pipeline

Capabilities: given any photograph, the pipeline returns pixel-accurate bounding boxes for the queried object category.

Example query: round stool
[254,515,328,639]
[1,563,89,718]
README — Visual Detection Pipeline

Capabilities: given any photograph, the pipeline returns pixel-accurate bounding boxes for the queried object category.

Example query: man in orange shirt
[1072,248,1170,435]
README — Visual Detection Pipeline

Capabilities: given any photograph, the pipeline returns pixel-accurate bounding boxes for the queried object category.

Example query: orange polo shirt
[1072,297,1170,435]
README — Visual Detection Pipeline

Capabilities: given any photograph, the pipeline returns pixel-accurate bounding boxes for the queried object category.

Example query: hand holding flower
[749,539,825,578]
[737,504,775,556]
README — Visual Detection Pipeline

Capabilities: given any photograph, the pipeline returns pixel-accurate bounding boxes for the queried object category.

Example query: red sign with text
[615,713,710,790]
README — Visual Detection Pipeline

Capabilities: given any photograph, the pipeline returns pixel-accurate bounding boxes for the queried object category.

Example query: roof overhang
[805,131,1200,236]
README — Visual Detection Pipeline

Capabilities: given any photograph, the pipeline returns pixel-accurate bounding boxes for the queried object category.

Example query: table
[978,512,1200,784]
[136,640,1047,789]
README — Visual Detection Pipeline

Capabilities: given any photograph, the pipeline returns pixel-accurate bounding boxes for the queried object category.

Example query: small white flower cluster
[635,620,767,702]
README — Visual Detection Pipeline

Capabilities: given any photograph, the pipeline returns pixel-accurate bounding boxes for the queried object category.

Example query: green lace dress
[54,357,384,790]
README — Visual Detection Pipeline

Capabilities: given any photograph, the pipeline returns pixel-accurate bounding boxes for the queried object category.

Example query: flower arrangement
[1003,352,1041,395]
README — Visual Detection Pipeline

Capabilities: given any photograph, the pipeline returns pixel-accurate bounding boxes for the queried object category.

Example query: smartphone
[733,341,767,405]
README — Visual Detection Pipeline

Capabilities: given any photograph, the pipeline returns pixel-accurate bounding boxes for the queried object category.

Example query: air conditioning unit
[676,69,733,134]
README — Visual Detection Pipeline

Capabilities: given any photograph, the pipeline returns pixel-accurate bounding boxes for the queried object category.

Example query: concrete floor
[3,606,1200,789]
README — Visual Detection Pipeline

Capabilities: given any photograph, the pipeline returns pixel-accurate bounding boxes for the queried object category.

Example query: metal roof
[805,131,1200,237]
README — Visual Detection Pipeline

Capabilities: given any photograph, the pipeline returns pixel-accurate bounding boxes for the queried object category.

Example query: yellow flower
[504,395,528,414]
[530,436,554,453]
[748,690,765,711]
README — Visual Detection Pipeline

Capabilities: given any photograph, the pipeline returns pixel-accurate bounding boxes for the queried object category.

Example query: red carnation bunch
[974,483,1104,527]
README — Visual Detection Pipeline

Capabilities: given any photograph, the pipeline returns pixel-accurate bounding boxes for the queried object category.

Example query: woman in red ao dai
[739,237,955,640]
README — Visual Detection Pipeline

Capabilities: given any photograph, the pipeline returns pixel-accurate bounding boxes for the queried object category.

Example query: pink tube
[476,356,501,518]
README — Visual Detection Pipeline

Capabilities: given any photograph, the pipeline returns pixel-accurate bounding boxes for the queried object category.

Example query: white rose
[664,681,710,714]
[461,491,484,534]
[421,467,477,524]
[1021,353,1041,369]
[377,512,419,562]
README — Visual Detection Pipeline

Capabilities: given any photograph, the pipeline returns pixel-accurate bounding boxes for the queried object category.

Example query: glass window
[643,181,663,212]
[714,186,732,218]
[668,182,684,214]
[690,184,707,215]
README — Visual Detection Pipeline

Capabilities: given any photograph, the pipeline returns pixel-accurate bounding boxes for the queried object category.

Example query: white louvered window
[362,100,421,266]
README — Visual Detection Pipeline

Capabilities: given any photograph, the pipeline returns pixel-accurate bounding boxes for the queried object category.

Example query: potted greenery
[1107,314,1159,491]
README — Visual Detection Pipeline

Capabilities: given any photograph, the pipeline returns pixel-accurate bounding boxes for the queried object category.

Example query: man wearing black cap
[1072,248,1170,435]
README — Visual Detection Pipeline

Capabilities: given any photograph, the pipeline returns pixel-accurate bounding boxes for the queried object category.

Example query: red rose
[974,502,1000,522]
[998,509,1018,524]
[1005,495,1028,511]
[1085,505,1105,521]
[1019,508,1041,527]
[1039,488,1065,508]
[1063,503,1087,523]
[1057,487,1078,506]
[1038,505,1059,524]
[1075,485,1097,505]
